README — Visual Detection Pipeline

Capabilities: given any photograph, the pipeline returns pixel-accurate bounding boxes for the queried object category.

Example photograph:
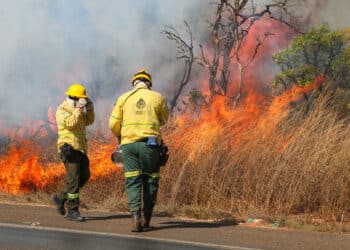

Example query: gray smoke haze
[294,0,350,29]
[315,0,350,29]
[1,0,346,129]
[0,0,212,127]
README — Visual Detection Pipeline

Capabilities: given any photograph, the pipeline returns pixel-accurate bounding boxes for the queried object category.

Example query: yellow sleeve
[56,107,85,129]
[109,97,123,137]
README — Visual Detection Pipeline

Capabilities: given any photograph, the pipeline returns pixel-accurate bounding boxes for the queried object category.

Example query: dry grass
[158,88,350,222]
[2,88,350,232]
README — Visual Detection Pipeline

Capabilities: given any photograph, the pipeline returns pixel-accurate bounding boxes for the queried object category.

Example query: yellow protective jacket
[56,99,95,153]
[109,84,169,145]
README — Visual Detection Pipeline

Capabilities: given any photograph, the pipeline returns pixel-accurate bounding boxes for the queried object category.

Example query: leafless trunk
[162,22,194,113]
[164,0,299,111]
[196,0,296,105]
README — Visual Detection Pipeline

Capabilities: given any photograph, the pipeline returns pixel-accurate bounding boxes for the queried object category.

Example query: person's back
[109,69,169,232]
[111,84,168,145]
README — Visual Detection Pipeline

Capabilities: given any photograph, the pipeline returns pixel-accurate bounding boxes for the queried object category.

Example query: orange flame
[0,130,120,194]
[0,141,63,194]
[169,75,324,160]
[0,17,323,195]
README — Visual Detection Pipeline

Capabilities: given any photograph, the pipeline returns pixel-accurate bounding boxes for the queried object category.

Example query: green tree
[273,25,350,90]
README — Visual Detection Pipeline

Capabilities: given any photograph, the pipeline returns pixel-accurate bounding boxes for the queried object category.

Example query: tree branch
[162,21,194,113]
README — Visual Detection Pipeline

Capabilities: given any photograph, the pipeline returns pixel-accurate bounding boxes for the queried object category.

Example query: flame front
[0,17,324,195]
[0,136,119,194]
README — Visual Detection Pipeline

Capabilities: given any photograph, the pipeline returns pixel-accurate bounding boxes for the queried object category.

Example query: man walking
[109,69,169,232]
[53,83,95,221]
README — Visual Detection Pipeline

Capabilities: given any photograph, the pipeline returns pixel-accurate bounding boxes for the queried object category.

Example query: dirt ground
[0,202,349,250]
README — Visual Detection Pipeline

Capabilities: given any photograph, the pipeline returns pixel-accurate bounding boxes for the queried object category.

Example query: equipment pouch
[111,146,123,165]
[146,136,158,146]
[59,143,73,163]
[159,142,169,167]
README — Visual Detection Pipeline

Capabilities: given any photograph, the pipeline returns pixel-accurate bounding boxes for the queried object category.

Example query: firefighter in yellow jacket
[109,69,169,232]
[53,83,95,222]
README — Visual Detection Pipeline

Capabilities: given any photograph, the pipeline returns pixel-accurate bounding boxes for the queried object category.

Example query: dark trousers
[121,142,160,214]
[57,149,90,210]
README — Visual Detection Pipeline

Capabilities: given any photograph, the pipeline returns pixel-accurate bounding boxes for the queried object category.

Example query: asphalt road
[0,203,349,250]
[0,224,237,250]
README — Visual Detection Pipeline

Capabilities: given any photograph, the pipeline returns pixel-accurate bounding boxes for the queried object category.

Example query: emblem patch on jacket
[136,98,146,109]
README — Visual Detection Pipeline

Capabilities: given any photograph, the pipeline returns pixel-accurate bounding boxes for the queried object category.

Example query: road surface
[0,223,240,250]
[0,203,349,250]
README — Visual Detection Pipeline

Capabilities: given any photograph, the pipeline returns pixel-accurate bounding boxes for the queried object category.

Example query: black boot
[131,210,142,232]
[65,209,85,222]
[53,195,65,216]
[143,210,153,228]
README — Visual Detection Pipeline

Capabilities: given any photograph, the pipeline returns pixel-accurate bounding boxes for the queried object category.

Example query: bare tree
[196,0,299,105]
[163,0,300,112]
[162,21,194,113]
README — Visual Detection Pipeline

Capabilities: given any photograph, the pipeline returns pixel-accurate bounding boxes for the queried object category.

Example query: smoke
[0,0,212,126]
[1,0,346,128]
[316,0,350,29]
[295,0,350,29]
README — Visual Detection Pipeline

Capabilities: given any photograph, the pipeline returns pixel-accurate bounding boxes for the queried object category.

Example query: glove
[76,98,88,108]
[86,99,94,111]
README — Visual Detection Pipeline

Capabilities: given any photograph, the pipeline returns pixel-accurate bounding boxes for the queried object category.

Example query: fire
[0,124,120,194]
[88,140,120,181]
[0,16,324,195]
[0,141,63,194]
[166,17,324,159]
[257,75,325,136]
[167,74,324,163]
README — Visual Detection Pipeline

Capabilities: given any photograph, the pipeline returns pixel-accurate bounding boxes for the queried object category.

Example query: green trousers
[121,142,160,214]
[57,149,90,210]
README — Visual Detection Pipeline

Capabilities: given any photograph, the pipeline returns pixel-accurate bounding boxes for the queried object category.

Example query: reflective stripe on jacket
[56,99,95,153]
[109,84,169,145]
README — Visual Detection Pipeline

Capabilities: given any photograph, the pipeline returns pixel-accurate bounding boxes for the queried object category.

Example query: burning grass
[159,87,350,224]
[1,83,350,232]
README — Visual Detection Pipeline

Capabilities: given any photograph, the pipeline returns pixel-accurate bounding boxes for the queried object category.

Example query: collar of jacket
[134,81,150,89]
